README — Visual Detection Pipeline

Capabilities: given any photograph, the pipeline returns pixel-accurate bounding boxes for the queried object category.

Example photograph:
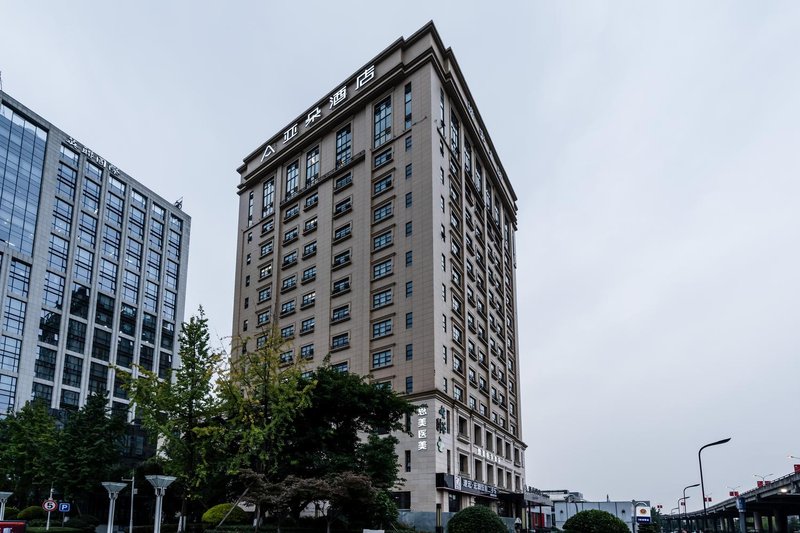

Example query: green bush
[563,509,630,533]
[201,503,248,525]
[27,528,84,533]
[447,505,506,533]
[3,506,20,519]
[18,506,48,520]
[64,517,98,531]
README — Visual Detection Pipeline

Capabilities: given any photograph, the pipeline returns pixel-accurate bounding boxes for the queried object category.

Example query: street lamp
[0,491,12,521]
[679,496,691,533]
[699,438,731,533]
[145,475,176,533]
[101,482,128,533]
[753,473,773,484]
[683,484,700,532]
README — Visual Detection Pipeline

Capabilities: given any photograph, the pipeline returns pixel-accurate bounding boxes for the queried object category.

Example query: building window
[262,178,275,217]
[405,221,412,236]
[285,161,299,199]
[373,202,393,222]
[405,312,413,329]
[405,251,413,266]
[332,361,349,373]
[406,344,413,360]
[372,258,392,279]
[404,84,412,127]
[331,333,350,350]
[280,325,295,339]
[405,450,411,472]
[372,318,393,339]
[284,203,300,221]
[334,197,352,217]
[281,275,296,292]
[405,376,413,394]
[373,230,393,251]
[306,146,320,185]
[304,217,317,234]
[334,173,353,192]
[300,317,315,334]
[305,192,319,209]
[374,148,392,168]
[450,114,460,155]
[334,223,352,241]
[332,250,351,268]
[300,343,314,359]
[405,281,412,297]
[374,96,392,147]
[280,300,295,316]
[282,250,298,267]
[335,125,352,168]
[405,192,412,207]
[302,265,317,283]
[332,277,350,295]
[43,272,65,309]
[372,349,392,369]
[301,291,316,308]
[372,288,392,309]
[373,174,393,195]
[331,304,350,322]
[405,163,412,179]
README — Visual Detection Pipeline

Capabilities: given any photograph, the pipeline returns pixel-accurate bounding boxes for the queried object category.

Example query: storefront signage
[261,64,376,163]
[455,475,498,498]
[416,404,428,451]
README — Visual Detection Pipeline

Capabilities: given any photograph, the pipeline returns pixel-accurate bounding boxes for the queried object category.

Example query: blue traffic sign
[58,502,71,513]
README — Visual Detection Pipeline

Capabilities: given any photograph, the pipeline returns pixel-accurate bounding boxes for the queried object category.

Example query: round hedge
[563,509,630,533]
[18,506,48,520]
[3,507,20,519]
[201,503,248,525]
[447,505,506,533]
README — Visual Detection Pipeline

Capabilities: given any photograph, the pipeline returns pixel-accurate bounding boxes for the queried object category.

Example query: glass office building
[0,93,190,418]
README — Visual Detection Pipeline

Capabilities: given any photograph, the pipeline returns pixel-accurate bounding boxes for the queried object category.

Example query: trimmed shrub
[64,517,98,532]
[3,506,20,519]
[18,506,48,520]
[563,509,630,533]
[447,505,506,533]
[201,503,248,525]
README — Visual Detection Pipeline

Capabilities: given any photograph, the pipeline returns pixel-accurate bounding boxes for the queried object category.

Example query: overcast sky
[3,1,800,512]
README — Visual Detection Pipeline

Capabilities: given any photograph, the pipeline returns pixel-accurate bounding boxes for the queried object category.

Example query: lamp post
[671,508,680,533]
[102,482,128,533]
[679,496,692,532]
[754,473,773,485]
[631,500,649,533]
[121,471,135,533]
[0,491,12,521]
[683,484,700,532]
[145,475,176,533]
[699,438,732,533]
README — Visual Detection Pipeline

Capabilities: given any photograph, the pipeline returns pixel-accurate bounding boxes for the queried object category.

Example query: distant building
[0,92,190,427]
[543,490,651,532]
[232,21,527,524]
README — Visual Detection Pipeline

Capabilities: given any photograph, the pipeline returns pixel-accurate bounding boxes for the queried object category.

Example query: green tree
[563,509,630,533]
[0,401,59,504]
[447,505,507,533]
[279,361,415,489]
[216,328,315,529]
[54,392,126,500]
[126,308,223,528]
[638,523,661,533]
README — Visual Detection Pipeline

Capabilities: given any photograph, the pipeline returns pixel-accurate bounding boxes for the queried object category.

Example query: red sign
[705,497,712,502]
[757,481,764,488]
[794,464,800,474]
[729,491,739,497]
[0,521,27,533]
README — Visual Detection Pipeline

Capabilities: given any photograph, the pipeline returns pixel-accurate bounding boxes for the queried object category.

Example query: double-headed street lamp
[754,473,773,484]
[101,482,128,533]
[0,491,12,521]
[145,475,176,533]
[699,438,732,533]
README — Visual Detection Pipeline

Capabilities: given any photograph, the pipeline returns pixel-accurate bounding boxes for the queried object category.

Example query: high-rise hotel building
[0,93,190,420]
[233,23,526,518]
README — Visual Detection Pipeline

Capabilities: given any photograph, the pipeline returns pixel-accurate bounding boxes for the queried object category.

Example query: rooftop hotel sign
[261,65,375,163]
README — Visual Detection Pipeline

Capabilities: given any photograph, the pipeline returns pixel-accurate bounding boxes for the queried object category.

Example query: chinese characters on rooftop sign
[65,137,121,176]
[261,65,376,163]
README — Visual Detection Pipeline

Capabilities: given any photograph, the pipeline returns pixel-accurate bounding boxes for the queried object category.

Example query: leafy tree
[563,509,630,533]
[0,401,59,504]
[279,361,415,489]
[218,329,315,477]
[125,308,223,528]
[54,392,126,500]
[447,505,506,533]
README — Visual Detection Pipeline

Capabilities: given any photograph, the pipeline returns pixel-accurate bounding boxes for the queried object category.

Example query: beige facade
[232,22,526,518]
